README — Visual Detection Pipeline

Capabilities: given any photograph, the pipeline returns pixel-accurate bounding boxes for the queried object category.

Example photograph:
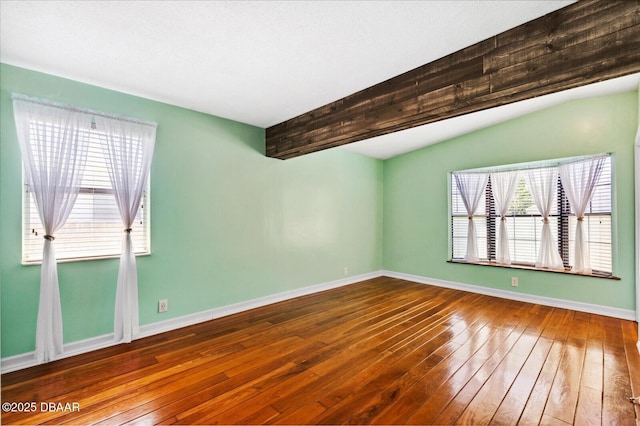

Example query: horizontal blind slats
[450,156,611,275]
[23,125,150,264]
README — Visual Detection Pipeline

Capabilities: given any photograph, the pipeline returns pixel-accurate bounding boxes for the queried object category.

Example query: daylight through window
[450,154,612,277]
[22,125,150,263]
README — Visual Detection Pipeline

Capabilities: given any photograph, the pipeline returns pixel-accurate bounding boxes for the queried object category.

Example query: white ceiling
[3,0,636,160]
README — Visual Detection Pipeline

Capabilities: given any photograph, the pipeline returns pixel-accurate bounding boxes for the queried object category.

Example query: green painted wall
[1,62,637,360]
[0,64,384,357]
[383,91,638,310]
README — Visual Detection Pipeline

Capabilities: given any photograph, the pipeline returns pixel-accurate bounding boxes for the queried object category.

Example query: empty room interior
[1,0,640,424]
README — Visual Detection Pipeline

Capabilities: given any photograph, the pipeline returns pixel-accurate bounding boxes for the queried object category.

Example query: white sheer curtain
[12,94,92,363]
[526,168,564,270]
[454,172,488,262]
[95,116,156,343]
[491,171,519,265]
[559,157,606,274]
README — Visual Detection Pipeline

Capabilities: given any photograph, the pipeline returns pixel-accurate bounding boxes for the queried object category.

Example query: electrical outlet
[343,266,349,276]
[158,299,168,313]
[511,277,519,287]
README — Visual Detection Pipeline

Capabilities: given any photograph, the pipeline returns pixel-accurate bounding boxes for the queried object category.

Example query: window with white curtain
[22,125,151,264]
[450,154,613,277]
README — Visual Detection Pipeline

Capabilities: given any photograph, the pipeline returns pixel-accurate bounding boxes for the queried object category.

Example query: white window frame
[449,154,615,279]
[21,125,151,265]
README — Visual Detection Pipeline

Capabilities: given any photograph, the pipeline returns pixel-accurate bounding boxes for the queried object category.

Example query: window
[22,125,150,264]
[450,154,613,277]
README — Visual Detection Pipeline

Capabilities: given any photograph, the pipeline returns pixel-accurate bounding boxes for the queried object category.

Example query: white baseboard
[1,333,117,374]
[137,270,383,339]
[3,269,636,373]
[382,270,637,321]
[1,270,383,374]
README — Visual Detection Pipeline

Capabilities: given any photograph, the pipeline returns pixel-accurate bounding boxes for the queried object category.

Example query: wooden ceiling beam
[266,0,640,160]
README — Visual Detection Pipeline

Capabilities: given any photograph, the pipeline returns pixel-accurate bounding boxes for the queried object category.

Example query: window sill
[447,259,620,280]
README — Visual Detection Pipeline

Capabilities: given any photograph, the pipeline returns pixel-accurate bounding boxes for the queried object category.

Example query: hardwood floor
[2,276,639,425]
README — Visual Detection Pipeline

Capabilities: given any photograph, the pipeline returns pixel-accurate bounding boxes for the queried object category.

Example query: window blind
[450,155,612,276]
[23,126,150,263]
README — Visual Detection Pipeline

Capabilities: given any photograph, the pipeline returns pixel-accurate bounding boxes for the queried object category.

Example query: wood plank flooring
[2,276,639,425]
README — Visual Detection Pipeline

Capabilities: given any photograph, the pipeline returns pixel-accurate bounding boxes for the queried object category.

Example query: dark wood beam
[266,0,640,160]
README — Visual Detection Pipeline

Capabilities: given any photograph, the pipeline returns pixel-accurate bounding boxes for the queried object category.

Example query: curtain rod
[12,93,158,128]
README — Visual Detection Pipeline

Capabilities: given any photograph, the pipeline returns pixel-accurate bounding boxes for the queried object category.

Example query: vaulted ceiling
[266,1,640,159]
[2,1,638,160]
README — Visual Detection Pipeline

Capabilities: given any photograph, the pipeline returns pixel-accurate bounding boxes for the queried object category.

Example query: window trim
[449,154,615,279]
[20,129,152,266]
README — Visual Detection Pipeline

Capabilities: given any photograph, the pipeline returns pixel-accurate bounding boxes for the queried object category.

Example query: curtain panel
[12,94,93,363]
[526,168,564,270]
[95,116,156,343]
[490,171,519,265]
[454,173,488,263]
[559,157,606,274]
